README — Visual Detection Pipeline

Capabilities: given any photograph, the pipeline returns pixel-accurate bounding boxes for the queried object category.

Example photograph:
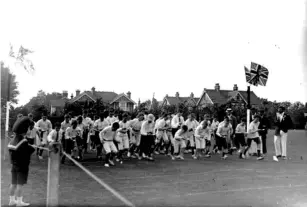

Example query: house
[160,92,200,108]
[69,87,136,112]
[196,83,262,108]
[49,91,69,116]
[160,83,262,109]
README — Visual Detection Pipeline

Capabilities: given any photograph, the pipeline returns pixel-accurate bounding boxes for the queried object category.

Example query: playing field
[2,130,307,207]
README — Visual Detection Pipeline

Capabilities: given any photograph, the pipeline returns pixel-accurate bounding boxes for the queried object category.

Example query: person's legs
[274,135,282,157]
[262,134,267,155]
[280,131,288,158]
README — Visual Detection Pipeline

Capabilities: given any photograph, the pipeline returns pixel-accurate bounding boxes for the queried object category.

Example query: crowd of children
[23,107,271,168]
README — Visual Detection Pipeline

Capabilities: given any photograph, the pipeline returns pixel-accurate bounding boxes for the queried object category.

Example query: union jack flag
[249,62,269,86]
[8,45,35,73]
[244,66,251,83]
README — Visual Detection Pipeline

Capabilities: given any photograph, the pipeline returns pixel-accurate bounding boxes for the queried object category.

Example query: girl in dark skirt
[8,117,36,206]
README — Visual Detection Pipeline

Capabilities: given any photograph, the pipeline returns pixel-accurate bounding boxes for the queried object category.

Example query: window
[119,102,127,111]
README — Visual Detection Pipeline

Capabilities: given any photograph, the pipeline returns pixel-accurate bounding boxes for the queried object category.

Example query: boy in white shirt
[25,121,39,145]
[128,113,144,158]
[243,115,264,160]
[100,122,120,167]
[115,115,130,163]
[171,112,184,137]
[64,120,82,162]
[139,114,155,161]
[36,113,52,159]
[235,118,247,158]
[216,117,233,159]
[47,122,63,143]
[173,125,189,160]
[164,113,174,157]
[194,121,211,159]
[94,114,109,160]
[154,113,169,155]
[184,114,198,156]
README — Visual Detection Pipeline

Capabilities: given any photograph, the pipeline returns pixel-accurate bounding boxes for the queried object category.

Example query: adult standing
[258,109,270,156]
[273,106,293,161]
[171,111,184,138]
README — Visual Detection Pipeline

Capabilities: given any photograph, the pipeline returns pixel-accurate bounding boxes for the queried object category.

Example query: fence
[3,136,136,207]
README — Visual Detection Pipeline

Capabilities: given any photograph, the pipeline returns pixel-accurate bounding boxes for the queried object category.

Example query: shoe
[179,156,184,160]
[38,156,43,160]
[120,160,123,164]
[282,156,287,160]
[115,158,120,162]
[171,156,175,160]
[127,152,131,158]
[277,155,282,158]
[193,155,197,160]
[273,156,279,162]
[175,155,180,159]
[257,156,264,160]
[16,199,30,206]
[222,155,228,160]
[109,160,115,166]
[241,154,245,159]
[9,199,17,206]
[184,150,189,154]
[217,151,221,154]
[204,154,211,158]
[148,157,154,161]
[131,154,137,159]
[154,151,160,155]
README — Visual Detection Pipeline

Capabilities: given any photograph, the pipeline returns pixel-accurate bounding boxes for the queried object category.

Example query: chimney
[91,87,95,94]
[215,83,220,91]
[62,90,68,98]
[190,92,194,98]
[233,84,238,91]
[76,89,80,96]
[127,91,131,99]
[175,92,179,98]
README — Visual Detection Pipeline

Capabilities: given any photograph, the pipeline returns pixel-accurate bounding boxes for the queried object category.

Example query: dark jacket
[258,115,270,135]
[228,115,237,135]
[9,137,35,170]
[274,113,293,135]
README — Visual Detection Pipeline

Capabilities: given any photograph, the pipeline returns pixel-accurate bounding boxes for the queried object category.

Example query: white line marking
[62,152,136,207]
[148,184,307,201]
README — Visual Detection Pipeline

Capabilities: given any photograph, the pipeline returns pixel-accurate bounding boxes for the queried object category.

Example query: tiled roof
[70,91,118,103]
[50,99,66,107]
[204,89,261,105]
[165,96,199,105]
[110,93,136,104]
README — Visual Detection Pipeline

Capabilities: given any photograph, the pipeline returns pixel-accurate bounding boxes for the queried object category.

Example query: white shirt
[36,119,52,132]
[155,118,163,130]
[216,123,232,138]
[211,120,220,130]
[26,127,38,139]
[61,121,71,132]
[185,119,199,131]
[65,127,82,140]
[156,119,166,130]
[194,125,210,139]
[140,120,155,135]
[99,126,116,141]
[247,121,260,139]
[174,128,188,140]
[82,117,92,128]
[171,115,184,128]
[129,118,143,132]
[94,119,109,131]
[277,112,284,122]
[47,129,63,143]
[236,123,246,134]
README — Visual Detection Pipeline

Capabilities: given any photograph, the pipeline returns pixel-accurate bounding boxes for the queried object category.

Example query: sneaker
[127,152,131,158]
[109,160,115,166]
[9,199,17,206]
[175,155,180,159]
[192,155,197,159]
[115,158,120,162]
[277,155,282,158]
[104,163,110,167]
[38,156,43,160]
[148,157,154,161]
[273,156,279,162]
[131,154,137,159]
[154,151,160,155]
[257,156,264,160]
[217,151,221,154]
[282,156,287,160]
[171,156,175,160]
[241,154,246,159]
[16,200,30,206]
[204,154,211,158]
[184,150,189,154]
[120,160,123,164]
[222,155,228,160]
[179,156,184,160]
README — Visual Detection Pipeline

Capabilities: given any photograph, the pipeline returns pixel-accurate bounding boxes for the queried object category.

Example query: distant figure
[258,109,270,156]
[273,106,293,162]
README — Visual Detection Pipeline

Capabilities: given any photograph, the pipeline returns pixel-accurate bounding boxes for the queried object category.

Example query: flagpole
[246,84,251,132]
[4,73,11,160]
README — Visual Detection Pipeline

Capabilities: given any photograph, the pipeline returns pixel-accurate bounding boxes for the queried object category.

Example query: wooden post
[4,73,11,160]
[46,142,61,207]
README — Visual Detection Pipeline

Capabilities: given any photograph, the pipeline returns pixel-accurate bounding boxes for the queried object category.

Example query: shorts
[11,166,29,185]
[174,139,186,153]
[26,138,34,145]
[186,135,195,147]
[117,135,129,150]
[103,141,118,154]
[130,131,141,146]
[247,137,260,146]
[235,133,246,147]
[215,135,227,149]
[195,137,205,149]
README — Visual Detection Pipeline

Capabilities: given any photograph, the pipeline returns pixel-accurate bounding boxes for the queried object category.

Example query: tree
[1,61,19,107]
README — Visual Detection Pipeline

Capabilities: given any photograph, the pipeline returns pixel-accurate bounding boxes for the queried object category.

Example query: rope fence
[3,138,136,207]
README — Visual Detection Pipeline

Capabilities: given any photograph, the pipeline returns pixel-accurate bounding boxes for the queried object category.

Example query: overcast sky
[1,0,306,106]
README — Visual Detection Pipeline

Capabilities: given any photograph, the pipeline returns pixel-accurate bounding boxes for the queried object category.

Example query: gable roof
[70,91,118,103]
[50,99,66,107]
[198,89,261,105]
[110,93,136,104]
[164,96,199,105]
